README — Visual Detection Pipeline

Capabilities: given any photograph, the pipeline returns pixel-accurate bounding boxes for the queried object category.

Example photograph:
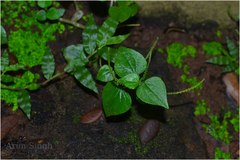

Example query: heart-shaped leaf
[46,7,65,20]
[114,47,147,77]
[96,65,114,82]
[109,5,138,23]
[136,77,169,109]
[102,82,132,117]
[118,73,139,89]
[37,1,52,8]
[36,10,47,21]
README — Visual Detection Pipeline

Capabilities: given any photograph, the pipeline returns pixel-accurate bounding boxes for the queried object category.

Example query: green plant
[230,109,239,132]
[1,1,64,118]
[1,1,202,120]
[36,1,65,21]
[166,42,196,68]
[203,39,239,75]
[162,42,203,90]
[214,147,231,159]
[62,5,169,117]
[203,112,232,144]
[194,99,210,116]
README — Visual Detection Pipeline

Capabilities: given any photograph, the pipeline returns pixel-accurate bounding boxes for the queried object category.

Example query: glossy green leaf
[207,56,231,65]
[98,46,117,63]
[109,5,138,23]
[46,7,65,20]
[73,66,98,93]
[118,73,139,89]
[83,14,98,55]
[96,65,114,82]
[114,47,147,77]
[18,90,31,119]
[102,82,132,117]
[63,44,88,72]
[97,17,118,48]
[36,10,47,21]
[1,25,7,45]
[37,1,52,8]
[41,48,55,80]
[106,34,129,45]
[136,77,169,109]
[1,50,9,71]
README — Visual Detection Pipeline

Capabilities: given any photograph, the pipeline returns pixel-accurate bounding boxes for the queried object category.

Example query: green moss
[194,99,210,116]
[202,41,223,56]
[203,112,232,144]
[110,131,150,157]
[72,113,81,124]
[180,74,203,90]
[166,42,196,68]
[1,71,39,111]
[214,147,231,159]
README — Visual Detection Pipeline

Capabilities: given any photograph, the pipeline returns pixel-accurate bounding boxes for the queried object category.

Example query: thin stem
[74,0,80,11]
[167,79,205,95]
[59,18,85,29]
[107,52,118,82]
[141,37,159,81]
[1,85,24,91]
[41,72,66,86]
[118,23,141,28]
[87,49,98,60]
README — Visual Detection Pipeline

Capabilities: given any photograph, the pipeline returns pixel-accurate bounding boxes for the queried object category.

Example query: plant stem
[118,23,141,28]
[1,85,24,91]
[167,79,205,95]
[107,52,118,82]
[1,72,68,91]
[59,18,85,29]
[74,0,80,11]
[141,37,159,81]
[41,71,66,86]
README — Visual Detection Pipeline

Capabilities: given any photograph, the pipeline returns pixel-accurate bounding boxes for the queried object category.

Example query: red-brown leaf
[139,119,160,145]
[80,107,103,124]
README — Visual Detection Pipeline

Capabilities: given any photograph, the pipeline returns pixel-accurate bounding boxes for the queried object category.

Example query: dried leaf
[80,107,103,124]
[139,119,160,144]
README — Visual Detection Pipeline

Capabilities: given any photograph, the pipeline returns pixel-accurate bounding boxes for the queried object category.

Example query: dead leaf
[139,119,160,145]
[80,107,103,124]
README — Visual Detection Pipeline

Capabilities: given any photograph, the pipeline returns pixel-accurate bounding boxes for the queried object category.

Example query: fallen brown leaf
[139,119,160,145]
[80,107,103,124]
